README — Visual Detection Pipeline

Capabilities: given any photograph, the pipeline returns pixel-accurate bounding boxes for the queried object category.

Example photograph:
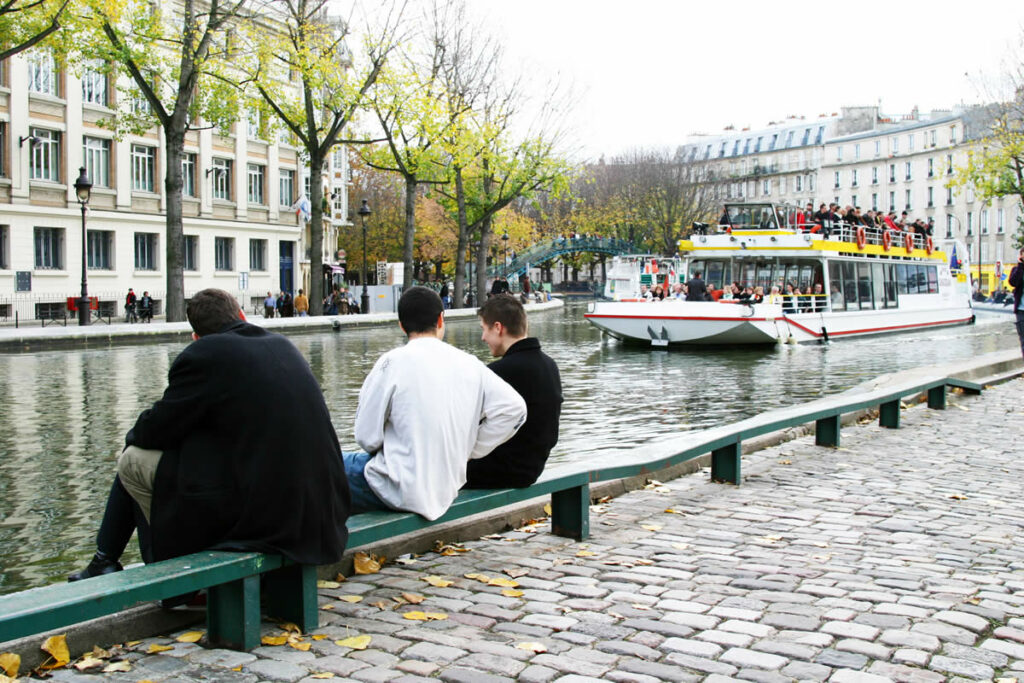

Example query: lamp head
[357,198,371,218]
[74,166,92,205]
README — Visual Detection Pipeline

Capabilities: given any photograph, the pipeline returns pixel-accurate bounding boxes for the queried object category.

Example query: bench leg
[711,442,741,484]
[263,563,318,633]
[927,386,946,410]
[207,575,261,650]
[879,399,901,429]
[551,484,589,541]
[815,414,841,447]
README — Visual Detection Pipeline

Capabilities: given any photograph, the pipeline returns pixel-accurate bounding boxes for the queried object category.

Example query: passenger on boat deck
[737,286,754,303]
[752,286,765,304]
[812,283,825,311]
[641,284,652,301]
[767,286,783,305]
[670,283,685,299]
[830,283,842,305]
[782,283,796,313]
[719,206,732,227]
[652,285,666,301]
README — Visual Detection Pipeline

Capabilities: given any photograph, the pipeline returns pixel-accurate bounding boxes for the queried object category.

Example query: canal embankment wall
[3,347,1021,667]
[0,298,565,352]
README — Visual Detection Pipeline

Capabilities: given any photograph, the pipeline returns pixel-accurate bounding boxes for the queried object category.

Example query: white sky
[470,0,1024,162]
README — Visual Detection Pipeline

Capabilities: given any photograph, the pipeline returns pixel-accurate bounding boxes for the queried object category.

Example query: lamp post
[469,239,480,307]
[357,199,371,314]
[501,232,509,272]
[74,167,92,326]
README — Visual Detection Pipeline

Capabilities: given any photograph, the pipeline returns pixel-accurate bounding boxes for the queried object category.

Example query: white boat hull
[585,300,975,346]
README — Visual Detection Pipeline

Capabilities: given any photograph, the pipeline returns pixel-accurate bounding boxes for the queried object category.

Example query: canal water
[0,303,1016,595]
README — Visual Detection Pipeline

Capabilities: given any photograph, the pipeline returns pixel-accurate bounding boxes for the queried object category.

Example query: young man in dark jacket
[1010,248,1024,358]
[467,295,562,488]
[70,288,350,579]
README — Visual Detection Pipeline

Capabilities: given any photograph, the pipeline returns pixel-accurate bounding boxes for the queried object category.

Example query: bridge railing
[488,236,636,279]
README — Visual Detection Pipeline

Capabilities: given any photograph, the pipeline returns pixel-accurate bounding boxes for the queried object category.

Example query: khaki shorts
[117,445,162,522]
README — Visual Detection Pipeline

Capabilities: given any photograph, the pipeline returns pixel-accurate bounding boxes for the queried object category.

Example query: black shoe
[68,552,123,582]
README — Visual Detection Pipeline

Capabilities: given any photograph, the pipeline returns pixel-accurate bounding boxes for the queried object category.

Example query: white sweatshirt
[354,336,526,520]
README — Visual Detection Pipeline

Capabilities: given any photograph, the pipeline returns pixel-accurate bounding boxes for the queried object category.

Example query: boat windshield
[720,204,782,230]
[689,258,823,293]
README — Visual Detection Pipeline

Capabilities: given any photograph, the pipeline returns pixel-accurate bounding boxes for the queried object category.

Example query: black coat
[127,321,350,564]
[465,338,562,488]
[1010,263,1024,311]
[685,277,708,302]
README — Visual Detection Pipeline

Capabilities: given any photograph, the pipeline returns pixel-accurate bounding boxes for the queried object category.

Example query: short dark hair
[398,286,443,334]
[186,288,240,337]
[478,294,527,337]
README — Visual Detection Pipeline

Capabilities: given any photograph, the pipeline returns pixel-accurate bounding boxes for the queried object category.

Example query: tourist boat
[585,202,974,346]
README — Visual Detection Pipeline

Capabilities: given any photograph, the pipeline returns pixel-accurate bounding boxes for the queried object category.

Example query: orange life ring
[882,230,892,251]
[925,236,933,255]
[856,227,867,250]
[904,232,915,252]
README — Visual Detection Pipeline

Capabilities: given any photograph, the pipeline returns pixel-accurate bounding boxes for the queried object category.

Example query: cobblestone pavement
[44,379,1024,682]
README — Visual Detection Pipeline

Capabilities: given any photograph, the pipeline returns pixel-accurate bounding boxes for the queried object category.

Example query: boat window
[871,263,886,310]
[926,266,938,293]
[914,265,928,293]
[756,263,773,290]
[843,262,859,311]
[857,262,874,309]
[741,262,756,287]
[829,271,845,312]
[689,260,705,280]
[895,264,910,294]
[884,264,899,308]
[799,265,814,292]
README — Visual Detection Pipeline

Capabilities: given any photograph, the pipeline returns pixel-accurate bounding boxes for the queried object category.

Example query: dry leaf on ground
[640,524,662,532]
[401,593,425,604]
[487,577,519,588]
[310,673,336,679]
[421,575,453,587]
[73,655,105,671]
[543,503,552,515]
[354,552,382,575]
[337,595,363,603]
[146,644,174,654]
[515,642,548,653]
[402,611,447,621]
[0,653,19,678]
[317,580,342,589]
[335,635,371,650]
[576,550,595,557]
[261,636,289,646]
[288,641,312,652]
[312,634,329,641]
[502,567,529,578]
[39,634,70,670]
[102,661,131,673]
[175,631,204,643]
[501,589,524,597]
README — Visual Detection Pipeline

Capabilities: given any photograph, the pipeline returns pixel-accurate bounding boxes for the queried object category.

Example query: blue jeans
[342,451,390,514]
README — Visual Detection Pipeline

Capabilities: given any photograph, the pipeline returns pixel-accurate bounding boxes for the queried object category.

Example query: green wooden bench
[1,367,1019,653]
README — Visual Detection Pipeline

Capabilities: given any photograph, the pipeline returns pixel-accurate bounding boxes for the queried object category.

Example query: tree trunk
[475,167,493,303]
[163,125,186,322]
[402,175,416,292]
[453,166,468,308]
[308,150,325,315]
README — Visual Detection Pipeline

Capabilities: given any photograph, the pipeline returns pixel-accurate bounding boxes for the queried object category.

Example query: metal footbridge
[487,236,637,280]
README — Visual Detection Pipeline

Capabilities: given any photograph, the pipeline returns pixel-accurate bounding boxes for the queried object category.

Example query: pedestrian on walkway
[466,295,562,489]
[124,288,137,323]
[263,292,275,319]
[1010,247,1024,358]
[342,286,525,520]
[294,289,309,317]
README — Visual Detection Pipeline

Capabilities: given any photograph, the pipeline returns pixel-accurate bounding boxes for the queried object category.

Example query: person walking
[124,288,138,323]
[263,292,275,319]
[1010,247,1024,358]
[294,289,309,317]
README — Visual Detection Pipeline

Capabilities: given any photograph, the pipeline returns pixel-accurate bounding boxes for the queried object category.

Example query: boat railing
[781,294,828,313]
[713,220,929,250]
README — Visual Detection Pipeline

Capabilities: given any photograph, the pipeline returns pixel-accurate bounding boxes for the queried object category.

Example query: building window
[851,169,858,187]
[28,51,59,96]
[815,126,824,144]
[888,164,895,183]
[907,133,914,152]
[182,153,196,197]
[888,191,895,212]
[950,125,957,145]
[927,187,934,207]
[134,232,158,270]
[0,123,6,177]
[801,128,810,145]
[836,146,843,161]
[29,128,60,182]
[946,187,954,205]
[946,154,953,175]
[904,162,912,181]
[946,216,954,238]
[742,139,750,154]
[247,109,262,140]
[82,137,111,188]
[981,209,989,235]
[930,130,937,147]
[891,137,898,155]
[247,163,265,205]
[760,179,770,196]
[81,61,108,106]
[87,230,114,270]
[280,169,295,207]
[874,140,881,157]
[785,131,794,148]
[718,141,726,158]
[215,237,234,271]
[249,239,267,271]
[212,158,232,200]
[927,158,934,178]
[807,174,814,192]
[769,134,778,151]
[966,187,975,203]
[833,171,840,189]
[871,166,878,184]
[131,144,156,192]
[795,175,803,192]
[0,225,8,269]
[34,227,64,269]
[871,193,878,211]
[851,195,857,207]
[132,93,152,115]
[184,235,198,271]
[905,189,912,210]
[967,212,974,236]
[998,208,1005,234]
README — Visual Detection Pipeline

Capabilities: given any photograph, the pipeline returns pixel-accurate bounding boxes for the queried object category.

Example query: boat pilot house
[585,202,971,346]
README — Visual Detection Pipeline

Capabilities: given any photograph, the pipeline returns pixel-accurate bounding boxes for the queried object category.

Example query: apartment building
[0,50,345,321]
[682,106,1021,292]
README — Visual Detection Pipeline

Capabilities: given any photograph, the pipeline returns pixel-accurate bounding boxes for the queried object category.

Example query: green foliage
[0,0,75,60]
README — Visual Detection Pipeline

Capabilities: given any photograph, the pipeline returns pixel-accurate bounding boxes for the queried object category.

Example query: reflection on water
[0,304,1015,594]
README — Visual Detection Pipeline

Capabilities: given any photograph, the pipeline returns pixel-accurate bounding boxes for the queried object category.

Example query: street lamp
[468,239,480,307]
[74,167,92,326]
[357,199,371,314]
[501,232,509,272]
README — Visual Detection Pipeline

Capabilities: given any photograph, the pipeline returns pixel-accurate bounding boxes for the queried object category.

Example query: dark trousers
[96,476,153,563]
[1016,311,1024,358]
[264,306,274,319]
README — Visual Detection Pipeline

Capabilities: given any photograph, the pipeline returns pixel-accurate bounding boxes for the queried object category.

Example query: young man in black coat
[70,288,350,580]
[466,294,562,488]
[1010,248,1024,358]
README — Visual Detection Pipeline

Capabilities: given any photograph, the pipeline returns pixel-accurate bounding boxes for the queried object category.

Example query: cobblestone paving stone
[47,379,1024,681]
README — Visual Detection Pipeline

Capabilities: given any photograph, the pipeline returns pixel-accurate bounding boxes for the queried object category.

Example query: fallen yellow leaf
[464,573,489,581]
[402,611,448,621]
[950,493,968,500]
[317,580,342,589]
[487,577,519,588]
[40,634,70,669]
[0,653,19,678]
[73,656,104,671]
[370,600,392,609]
[422,575,453,587]
[354,552,382,574]
[402,592,425,604]
[576,550,595,557]
[337,595,363,603]
[664,508,685,515]
[334,573,347,582]
[335,635,371,650]
[503,567,529,578]
[175,631,204,643]
[311,673,336,679]
[640,524,662,532]
[146,644,174,654]
[312,634,329,641]
[279,622,302,634]
[501,589,524,597]
[102,661,131,673]
[516,642,548,653]
[424,612,447,620]
[261,636,289,646]
[288,641,312,652]
[125,640,142,647]
[543,503,552,515]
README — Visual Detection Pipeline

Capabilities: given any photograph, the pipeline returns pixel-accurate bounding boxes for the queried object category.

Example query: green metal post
[927,385,946,410]
[815,414,841,447]
[879,399,901,429]
[551,484,590,541]
[263,563,318,633]
[711,442,742,484]
[207,575,261,650]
